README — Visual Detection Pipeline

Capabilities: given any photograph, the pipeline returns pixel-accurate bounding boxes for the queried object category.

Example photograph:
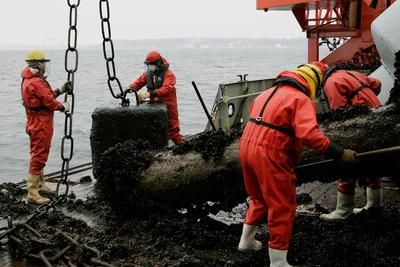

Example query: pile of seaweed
[172,129,240,161]
[289,202,400,266]
[94,129,242,213]
[337,61,381,74]
[2,181,400,266]
[0,183,33,219]
[94,140,155,211]
[317,104,371,123]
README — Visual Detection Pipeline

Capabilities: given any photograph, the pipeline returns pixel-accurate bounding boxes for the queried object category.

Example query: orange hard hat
[145,51,162,65]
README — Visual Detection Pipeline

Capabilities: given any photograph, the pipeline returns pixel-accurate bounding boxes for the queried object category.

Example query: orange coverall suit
[240,71,340,250]
[130,58,183,144]
[21,67,64,175]
[324,69,382,193]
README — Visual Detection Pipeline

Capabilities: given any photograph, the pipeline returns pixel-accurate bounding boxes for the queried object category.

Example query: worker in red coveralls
[21,49,71,204]
[237,62,357,267]
[124,50,183,145]
[319,67,382,221]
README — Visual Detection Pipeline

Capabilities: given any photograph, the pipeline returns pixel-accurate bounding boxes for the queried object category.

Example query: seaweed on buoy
[94,140,155,208]
[172,129,231,161]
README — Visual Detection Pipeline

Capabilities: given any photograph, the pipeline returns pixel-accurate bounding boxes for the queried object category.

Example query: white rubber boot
[269,248,293,267]
[238,223,263,252]
[38,169,55,194]
[320,192,354,221]
[353,188,382,213]
[27,174,50,205]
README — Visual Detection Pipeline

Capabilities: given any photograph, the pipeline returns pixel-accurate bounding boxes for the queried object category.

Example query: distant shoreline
[0,37,307,50]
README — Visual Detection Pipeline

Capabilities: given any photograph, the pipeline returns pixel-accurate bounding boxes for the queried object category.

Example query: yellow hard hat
[296,64,323,86]
[26,49,50,62]
[295,64,323,101]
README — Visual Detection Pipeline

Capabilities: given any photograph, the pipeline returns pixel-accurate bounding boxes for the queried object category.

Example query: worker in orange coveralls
[237,62,357,267]
[319,67,382,221]
[21,50,71,204]
[124,50,183,145]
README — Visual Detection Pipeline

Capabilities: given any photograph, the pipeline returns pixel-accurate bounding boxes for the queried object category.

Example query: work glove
[61,102,71,113]
[340,149,357,163]
[59,81,73,94]
[138,92,150,102]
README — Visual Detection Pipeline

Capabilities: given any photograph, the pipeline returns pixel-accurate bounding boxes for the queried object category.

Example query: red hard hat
[145,50,162,64]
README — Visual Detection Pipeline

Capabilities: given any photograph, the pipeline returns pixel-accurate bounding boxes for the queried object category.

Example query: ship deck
[1,171,399,266]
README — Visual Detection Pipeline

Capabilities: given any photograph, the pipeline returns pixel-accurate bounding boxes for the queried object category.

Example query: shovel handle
[297,146,400,170]
[355,146,400,159]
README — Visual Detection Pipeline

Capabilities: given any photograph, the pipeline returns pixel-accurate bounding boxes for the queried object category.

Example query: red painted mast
[256,0,394,65]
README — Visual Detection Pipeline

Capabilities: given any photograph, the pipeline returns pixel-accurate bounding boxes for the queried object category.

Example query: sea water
[0,48,307,181]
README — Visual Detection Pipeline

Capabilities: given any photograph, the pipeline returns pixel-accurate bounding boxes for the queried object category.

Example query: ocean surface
[0,48,308,182]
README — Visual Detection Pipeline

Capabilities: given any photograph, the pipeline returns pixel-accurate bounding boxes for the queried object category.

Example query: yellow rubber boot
[39,169,55,194]
[27,174,50,204]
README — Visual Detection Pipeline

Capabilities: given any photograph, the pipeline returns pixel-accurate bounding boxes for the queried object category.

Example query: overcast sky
[0,0,304,47]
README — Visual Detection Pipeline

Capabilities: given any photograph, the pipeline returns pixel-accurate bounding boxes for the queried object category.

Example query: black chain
[0,197,61,247]
[56,0,80,199]
[99,0,134,106]
[1,212,114,266]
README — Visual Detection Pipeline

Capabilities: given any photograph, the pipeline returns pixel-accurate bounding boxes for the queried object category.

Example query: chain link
[0,197,60,246]
[2,214,114,266]
[57,0,80,199]
[99,0,132,106]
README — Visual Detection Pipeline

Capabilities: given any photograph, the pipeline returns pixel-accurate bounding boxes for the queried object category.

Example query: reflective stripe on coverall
[324,70,382,193]
[240,71,332,250]
[130,58,183,144]
[21,67,64,175]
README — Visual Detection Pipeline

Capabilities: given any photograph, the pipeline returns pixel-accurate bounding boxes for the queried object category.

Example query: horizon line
[0,36,306,48]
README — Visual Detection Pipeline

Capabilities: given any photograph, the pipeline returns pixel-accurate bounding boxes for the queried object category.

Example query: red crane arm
[257,0,394,65]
